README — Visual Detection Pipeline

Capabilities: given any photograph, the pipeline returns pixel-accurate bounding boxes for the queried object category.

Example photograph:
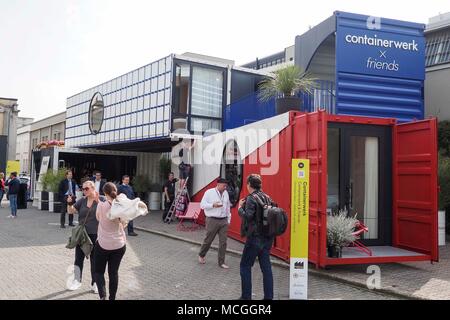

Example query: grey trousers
[199,217,229,265]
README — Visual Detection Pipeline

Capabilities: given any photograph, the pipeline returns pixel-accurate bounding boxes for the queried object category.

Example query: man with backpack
[238,174,287,300]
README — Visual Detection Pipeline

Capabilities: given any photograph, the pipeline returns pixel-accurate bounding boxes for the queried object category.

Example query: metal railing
[224,80,335,130]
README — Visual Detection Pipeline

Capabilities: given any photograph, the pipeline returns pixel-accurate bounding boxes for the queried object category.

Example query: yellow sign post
[6,160,20,177]
[290,159,309,300]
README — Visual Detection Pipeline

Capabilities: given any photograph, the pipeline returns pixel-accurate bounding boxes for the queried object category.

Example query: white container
[149,192,161,210]
[438,210,446,246]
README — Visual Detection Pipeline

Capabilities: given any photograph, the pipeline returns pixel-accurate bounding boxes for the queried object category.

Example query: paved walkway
[0,206,396,300]
[134,210,450,300]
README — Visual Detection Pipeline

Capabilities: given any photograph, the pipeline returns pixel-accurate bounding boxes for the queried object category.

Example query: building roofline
[31,111,66,125]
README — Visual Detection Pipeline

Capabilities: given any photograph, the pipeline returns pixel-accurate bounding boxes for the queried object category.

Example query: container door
[328,123,392,246]
[393,119,438,261]
[292,111,327,266]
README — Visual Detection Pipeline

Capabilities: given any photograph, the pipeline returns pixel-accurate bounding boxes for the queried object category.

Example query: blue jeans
[240,236,274,300]
[9,194,18,217]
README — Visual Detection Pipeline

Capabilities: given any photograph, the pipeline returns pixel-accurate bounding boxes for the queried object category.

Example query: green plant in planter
[149,182,163,193]
[257,65,316,103]
[132,175,151,196]
[42,168,67,193]
[327,208,358,258]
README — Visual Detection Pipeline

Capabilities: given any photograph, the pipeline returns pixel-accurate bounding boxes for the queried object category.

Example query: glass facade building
[65,54,232,149]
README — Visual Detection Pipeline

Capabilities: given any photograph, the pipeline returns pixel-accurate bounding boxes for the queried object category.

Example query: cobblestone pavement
[0,207,397,300]
[135,211,450,300]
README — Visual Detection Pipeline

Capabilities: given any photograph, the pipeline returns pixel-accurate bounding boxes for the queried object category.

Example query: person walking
[5,172,20,218]
[67,180,101,292]
[238,174,275,300]
[59,170,78,228]
[198,178,231,269]
[91,171,106,196]
[117,175,138,236]
[94,182,127,300]
[162,172,178,222]
[0,172,5,206]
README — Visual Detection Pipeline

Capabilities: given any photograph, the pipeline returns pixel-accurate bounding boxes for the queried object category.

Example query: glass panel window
[152,62,158,77]
[191,66,224,118]
[190,117,221,133]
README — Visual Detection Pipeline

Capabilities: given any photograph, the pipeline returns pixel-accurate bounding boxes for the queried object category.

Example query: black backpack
[252,193,288,237]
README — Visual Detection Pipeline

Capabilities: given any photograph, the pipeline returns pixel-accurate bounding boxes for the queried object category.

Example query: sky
[1,0,450,120]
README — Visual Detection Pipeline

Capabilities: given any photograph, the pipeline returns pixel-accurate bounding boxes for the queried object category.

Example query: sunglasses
[82,187,91,191]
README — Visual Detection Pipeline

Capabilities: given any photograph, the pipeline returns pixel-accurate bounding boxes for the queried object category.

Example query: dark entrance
[327,123,392,246]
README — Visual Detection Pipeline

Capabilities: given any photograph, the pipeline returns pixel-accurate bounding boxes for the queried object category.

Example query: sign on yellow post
[6,160,20,177]
[289,159,309,300]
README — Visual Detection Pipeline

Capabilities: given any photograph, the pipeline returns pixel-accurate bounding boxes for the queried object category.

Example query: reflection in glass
[349,136,379,239]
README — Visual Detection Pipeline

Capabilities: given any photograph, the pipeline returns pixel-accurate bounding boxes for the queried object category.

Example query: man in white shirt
[198,178,231,269]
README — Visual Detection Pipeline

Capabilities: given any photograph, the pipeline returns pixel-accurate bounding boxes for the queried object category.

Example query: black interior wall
[59,152,137,184]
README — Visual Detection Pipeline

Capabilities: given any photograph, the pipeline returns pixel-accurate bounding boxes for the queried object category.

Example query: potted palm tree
[258,65,316,115]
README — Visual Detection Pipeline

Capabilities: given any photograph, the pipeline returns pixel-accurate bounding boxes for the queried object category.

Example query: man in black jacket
[5,172,20,218]
[91,171,106,196]
[58,170,78,228]
[162,172,178,222]
[238,174,275,300]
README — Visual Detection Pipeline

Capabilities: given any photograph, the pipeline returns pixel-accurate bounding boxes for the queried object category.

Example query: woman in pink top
[94,182,126,300]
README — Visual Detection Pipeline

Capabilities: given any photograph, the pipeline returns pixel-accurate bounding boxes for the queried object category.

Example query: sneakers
[91,283,98,294]
[219,264,229,269]
[60,225,66,228]
[128,232,138,236]
[68,279,82,291]
[6,215,13,218]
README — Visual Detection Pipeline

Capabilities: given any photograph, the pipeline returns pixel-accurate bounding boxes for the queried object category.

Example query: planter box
[48,192,62,213]
[276,97,302,115]
[148,192,161,210]
[40,191,49,211]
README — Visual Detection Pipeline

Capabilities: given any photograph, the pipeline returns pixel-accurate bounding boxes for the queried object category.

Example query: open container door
[393,118,439,262]
[292,111,328,267]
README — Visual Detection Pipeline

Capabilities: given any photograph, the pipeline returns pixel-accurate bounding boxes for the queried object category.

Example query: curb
[135,226,423,300]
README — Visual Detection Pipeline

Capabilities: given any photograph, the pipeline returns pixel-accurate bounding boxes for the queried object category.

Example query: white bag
[108,193,149,222]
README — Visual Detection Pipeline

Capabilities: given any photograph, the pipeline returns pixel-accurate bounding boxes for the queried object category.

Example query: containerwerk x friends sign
[336,13,425,80]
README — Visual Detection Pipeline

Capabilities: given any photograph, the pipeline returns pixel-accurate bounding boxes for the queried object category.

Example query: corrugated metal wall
[336,72,423,122]
[136,153,163,185]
